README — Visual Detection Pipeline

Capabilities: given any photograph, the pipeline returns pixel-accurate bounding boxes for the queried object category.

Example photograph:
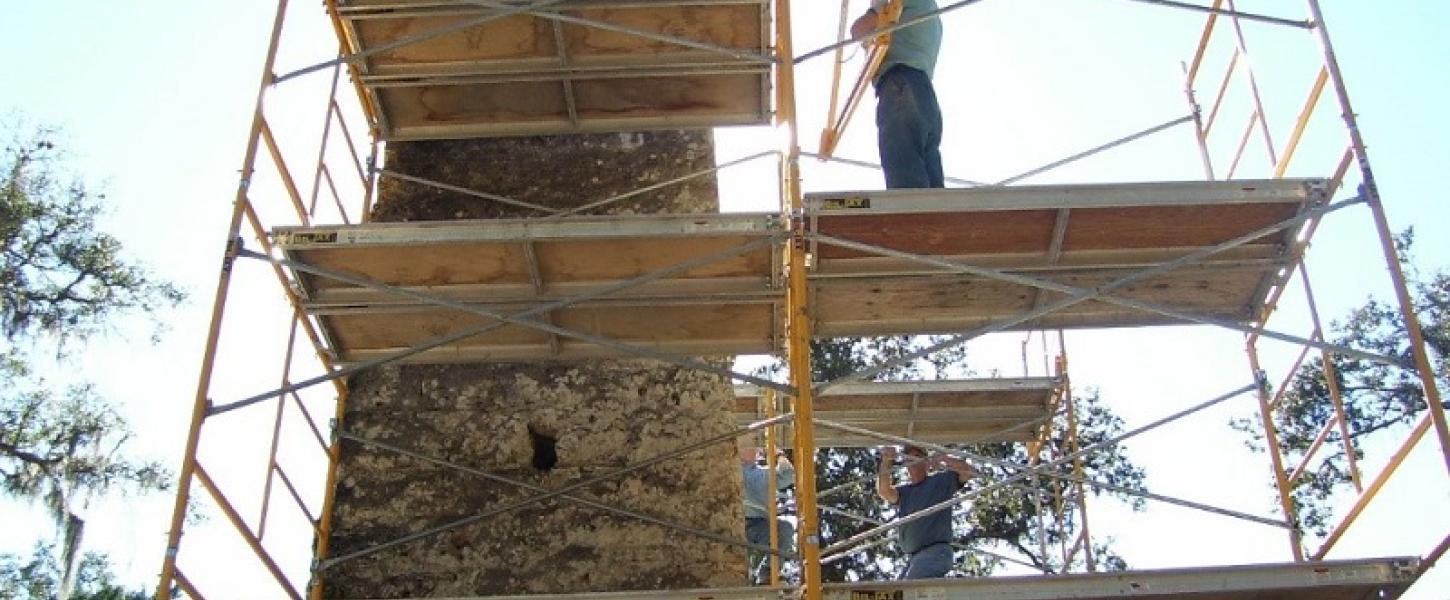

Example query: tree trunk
[323,131,746,598]
[58,512,83,600]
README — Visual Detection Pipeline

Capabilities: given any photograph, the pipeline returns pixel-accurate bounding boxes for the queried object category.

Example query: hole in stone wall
[529,427,558,472]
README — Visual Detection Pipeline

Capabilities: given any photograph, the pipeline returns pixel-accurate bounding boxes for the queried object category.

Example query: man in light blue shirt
[741,445,795,583]
[851,0,945,189]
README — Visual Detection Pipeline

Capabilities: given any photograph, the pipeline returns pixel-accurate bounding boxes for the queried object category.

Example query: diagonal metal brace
[340,431,796,560]
[317,413,796,571]
[813,194,1383,393]
[277,0,577,84]
[257,243,790,391]
[820,383,1255,558]
[814,418,1290,529]
[210,234,793,417]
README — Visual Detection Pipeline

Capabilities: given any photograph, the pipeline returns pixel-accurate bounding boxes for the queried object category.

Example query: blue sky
[2,0,1447,597]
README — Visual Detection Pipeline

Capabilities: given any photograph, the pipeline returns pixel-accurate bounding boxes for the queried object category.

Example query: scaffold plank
[805,179,1330,335]
[734,379,1057,447]
[820,557,1418,600]
[334,0,773,139]
[274,213,783,363]
[340,558,1417,600]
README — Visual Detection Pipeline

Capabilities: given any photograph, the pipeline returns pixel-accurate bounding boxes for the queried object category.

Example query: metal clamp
[222,236,244,274]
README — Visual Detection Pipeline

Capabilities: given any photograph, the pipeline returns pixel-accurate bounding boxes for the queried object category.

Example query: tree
[1,356,171,594]
[760,335,1146,580]
[1232,230,1447,538]
[1,123,183,598]
[0,542,156,600]
[1,126,183,344]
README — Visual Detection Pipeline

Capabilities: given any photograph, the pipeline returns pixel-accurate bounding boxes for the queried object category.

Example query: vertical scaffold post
[1246,343,1306,561]
[763,389,782,586]
[155,1,293,598]
[1305,0,1450,477]
[1059,330,1096,573]
[776,1,824,598]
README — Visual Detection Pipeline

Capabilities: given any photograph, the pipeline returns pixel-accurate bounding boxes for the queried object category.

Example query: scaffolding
[155,1,1448,599]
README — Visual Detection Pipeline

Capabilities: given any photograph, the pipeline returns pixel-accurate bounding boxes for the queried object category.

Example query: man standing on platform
[877,445,977,579]
[741,445,795,583]
[851,0,945,189]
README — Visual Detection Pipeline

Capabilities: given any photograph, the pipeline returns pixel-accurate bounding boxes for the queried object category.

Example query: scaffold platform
[333,0,773,140]
[345,557,1416,600]
[805,179,1330,336]
[272,180,1334,364]
[274,212,783,363]
[734,378,1056,447]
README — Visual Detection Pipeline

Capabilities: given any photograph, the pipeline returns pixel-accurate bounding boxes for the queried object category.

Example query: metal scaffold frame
[155,1,1448,599]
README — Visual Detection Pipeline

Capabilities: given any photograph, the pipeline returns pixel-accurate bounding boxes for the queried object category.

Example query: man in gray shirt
[741,445,795,583]
[877,445,977,579]
[851,0,945,189]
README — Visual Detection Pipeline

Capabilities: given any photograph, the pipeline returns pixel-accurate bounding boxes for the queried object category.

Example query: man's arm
[876,446,900,504]
[850,8,879,42]
[934,452,978,486]
[775,453,796,490]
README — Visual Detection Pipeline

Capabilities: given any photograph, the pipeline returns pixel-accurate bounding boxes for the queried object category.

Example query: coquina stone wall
[323,131,747,598]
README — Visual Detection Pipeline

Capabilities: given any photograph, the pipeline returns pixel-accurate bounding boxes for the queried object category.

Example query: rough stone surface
[325,131,745,598]
[373,131,718,221]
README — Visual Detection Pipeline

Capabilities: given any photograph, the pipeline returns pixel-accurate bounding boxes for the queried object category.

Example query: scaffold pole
[777,1,825,598]
[155,2,292,598]
[1305,0,1450,478]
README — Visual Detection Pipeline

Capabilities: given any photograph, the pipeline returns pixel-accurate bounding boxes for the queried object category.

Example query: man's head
[739,444,761,464]
[903,445,930,482]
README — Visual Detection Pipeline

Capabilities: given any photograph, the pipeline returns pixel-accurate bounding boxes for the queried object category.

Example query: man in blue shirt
[741,445,795,583]
[877,445,977,579]
[851,0,945,189]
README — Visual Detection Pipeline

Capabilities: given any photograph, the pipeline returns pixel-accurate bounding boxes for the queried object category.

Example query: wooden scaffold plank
[274,212,785,363]
[805,179,1330,336]
[333,0,774,139]
[735,378,1058,447]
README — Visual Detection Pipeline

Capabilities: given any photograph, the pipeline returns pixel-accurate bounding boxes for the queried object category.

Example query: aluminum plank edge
[274,212,782,249]
[804,179,1330,215]
[342,557,1418,600]
[735,378,1060,399]
[819,557,1419,600]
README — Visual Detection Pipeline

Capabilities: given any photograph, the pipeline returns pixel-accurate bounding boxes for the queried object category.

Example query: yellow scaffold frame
[154,1,1450,599]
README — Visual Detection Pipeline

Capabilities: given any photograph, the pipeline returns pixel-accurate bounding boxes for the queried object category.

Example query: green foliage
[0,355,171,520]
[1231,230,1448,537]
[1,125,183,344]
[0,542,157,600]
[0,120,182,598]
[764,336,1146,580]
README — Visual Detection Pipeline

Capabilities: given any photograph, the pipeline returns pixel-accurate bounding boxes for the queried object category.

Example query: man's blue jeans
[902,543,953,579]
[875,65,944,189]
[745,516,794,583]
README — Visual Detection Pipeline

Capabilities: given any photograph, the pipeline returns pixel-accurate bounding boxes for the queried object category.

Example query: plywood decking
[346,557,1418,600]
[806,179,1330,336]
[734,379,1057,447]
[333,0,773,140]
[275,213,783,363]
[820,557,1418,600]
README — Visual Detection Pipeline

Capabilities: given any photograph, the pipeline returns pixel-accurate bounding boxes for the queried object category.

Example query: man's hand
[876,446,899,504]
[851,9,881,48]
[934,452,978,483]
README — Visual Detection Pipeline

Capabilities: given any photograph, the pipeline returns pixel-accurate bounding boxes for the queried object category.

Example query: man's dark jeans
[875,65,944,189]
